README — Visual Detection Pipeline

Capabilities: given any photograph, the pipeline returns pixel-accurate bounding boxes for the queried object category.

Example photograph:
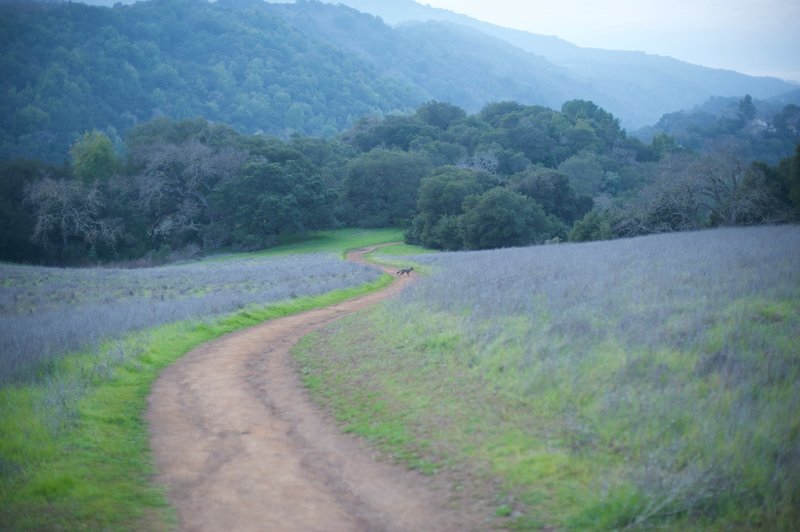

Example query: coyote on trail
[396,266,414,276]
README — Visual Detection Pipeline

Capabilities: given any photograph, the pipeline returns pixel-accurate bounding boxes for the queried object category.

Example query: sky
[419,0,800,82]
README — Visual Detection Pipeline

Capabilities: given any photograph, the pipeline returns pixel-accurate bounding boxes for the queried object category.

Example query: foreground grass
[293,226,800,529]
[0,229,397,530]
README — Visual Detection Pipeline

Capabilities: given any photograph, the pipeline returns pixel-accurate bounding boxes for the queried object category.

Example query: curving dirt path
[147,246,490,531]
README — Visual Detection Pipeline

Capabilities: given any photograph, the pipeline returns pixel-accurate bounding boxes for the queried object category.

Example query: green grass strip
[213,227,406,260]
[1,232,399,530]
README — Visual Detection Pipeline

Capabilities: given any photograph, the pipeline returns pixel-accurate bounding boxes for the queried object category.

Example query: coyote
[396,266,414,276]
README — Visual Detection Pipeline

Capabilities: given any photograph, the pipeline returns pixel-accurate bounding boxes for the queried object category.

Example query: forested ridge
[319,0,799,129]
[0,0,591,163]
[5,0,798,164]
[1,0,426,162]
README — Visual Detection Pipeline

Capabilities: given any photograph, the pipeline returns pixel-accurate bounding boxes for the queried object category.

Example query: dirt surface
[147,246,492,531]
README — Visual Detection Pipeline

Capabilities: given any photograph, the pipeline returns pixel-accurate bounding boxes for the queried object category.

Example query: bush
[460,187,553,249]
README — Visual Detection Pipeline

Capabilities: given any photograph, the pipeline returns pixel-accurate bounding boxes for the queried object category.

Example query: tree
[367,115,441,152]
[773,105,800,137]
[778,144,800,218]
[568,208,617,242]
[344,149,432,227]
[510,166,592,224]
[70,130,119,183]
[24,177,120,261]
[0,159,52,263]
[696,146,777,226]
[738,94,756,122]
[561,99,624,149]
[129,133,245,247]
[614,146,789,237]
[407,166,489,249]
[460,187,552,249]
[614,154,706,236]
[415,101,466,130]
[479,101,526,126]
[208,157,336,250]
[650,133,681,160]
[458,150,500,175]
[558,152,605,197]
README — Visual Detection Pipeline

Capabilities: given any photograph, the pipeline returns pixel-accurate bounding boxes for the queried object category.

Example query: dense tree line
[0,118,342,264]
[2,98,797,265]
[637,94,800,165]
[570,144,800,242]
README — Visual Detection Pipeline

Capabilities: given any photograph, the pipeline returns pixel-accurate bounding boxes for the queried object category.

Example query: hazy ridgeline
[309,225,800,527]
[0,254,380,384]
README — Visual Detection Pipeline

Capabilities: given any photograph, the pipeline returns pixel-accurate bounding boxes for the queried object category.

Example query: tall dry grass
[357,225,800,527]
[0,253,379,384]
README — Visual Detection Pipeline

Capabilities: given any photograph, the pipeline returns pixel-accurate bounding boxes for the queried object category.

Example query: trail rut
[147,247,490,531]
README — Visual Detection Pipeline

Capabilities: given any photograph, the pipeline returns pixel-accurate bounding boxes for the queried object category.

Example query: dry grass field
[295,225,800,529]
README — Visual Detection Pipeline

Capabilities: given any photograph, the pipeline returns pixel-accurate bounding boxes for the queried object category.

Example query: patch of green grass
[294,327,439,476]
[495,504,513,517]
[0,229,399,530]
[369,242,433,256]
[364,243,434,274]
[241,227,405,259]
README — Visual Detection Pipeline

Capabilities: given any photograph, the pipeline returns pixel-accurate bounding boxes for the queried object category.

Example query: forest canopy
[0,0,426,162]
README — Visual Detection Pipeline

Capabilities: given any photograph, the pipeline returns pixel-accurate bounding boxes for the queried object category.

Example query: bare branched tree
[615,153,705,236]
[616,145,786,237]
[693,146,775,225]
[24,177,120,249]
[131,140,245,243]
[458,150,499,175]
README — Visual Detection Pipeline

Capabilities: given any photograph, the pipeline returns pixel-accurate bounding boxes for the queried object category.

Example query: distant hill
[0,0,428,161]
[323,0,798,128]
[2,0,797,163]
[269,1,602,111]
[0,0,602,162]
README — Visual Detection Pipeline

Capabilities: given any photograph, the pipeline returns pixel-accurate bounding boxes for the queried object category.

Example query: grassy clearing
[243,227,405,258]
[0,228,397,530]
[363,242,434,273]
[293,226,800,529]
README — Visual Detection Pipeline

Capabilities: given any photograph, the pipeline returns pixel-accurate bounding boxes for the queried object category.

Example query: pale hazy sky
[420,0,800,82]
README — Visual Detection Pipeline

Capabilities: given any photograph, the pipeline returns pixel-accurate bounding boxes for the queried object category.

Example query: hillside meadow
[0,228,400,530]
[294,225,800,529]
[1,253,382,385]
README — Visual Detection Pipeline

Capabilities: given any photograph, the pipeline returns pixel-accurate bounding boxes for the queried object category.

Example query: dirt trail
[147,246,489,531]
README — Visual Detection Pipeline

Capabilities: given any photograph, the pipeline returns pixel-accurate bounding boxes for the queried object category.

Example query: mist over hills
[270,1,601,111]
[322,0,797,129]
[1,0,797,163]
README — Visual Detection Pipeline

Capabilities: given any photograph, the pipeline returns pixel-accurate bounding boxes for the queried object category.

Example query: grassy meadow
[294,225,800,529]
[0,228,400,530]
[1,254,382,385]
